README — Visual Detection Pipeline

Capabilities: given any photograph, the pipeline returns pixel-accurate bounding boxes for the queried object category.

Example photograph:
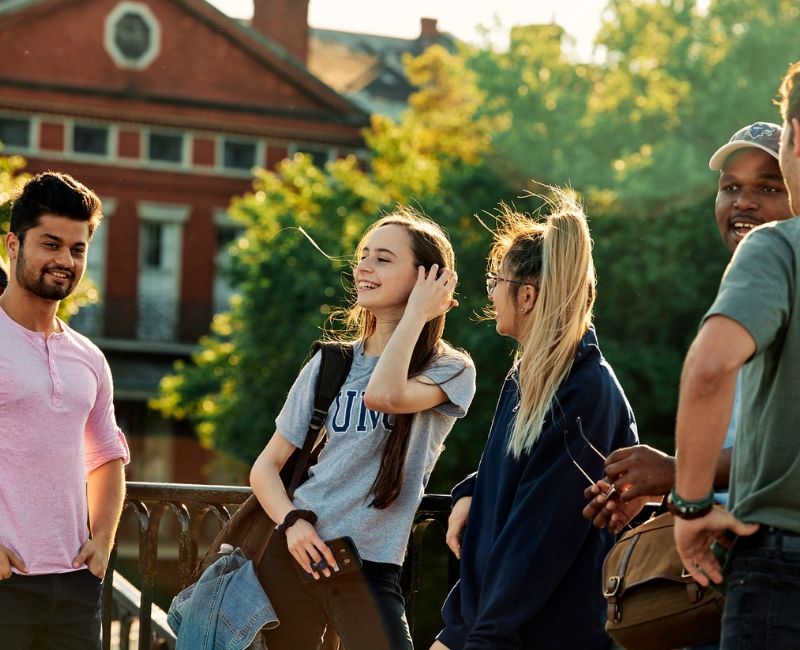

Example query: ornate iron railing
[104,482,453,650]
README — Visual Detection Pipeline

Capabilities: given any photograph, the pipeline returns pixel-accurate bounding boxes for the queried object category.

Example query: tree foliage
[0,153,29,256]
[151,45,516,474]
[155,0,798,472]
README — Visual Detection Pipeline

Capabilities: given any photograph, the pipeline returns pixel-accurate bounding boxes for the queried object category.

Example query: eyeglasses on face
[485,272,536,297]
[564,416,616,499]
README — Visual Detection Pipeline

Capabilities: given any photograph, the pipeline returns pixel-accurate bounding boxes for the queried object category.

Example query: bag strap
[605,530,641,623]
[193,341,354,581]
[285,341,354,497]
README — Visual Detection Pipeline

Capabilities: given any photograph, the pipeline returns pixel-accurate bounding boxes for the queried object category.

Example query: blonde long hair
[489,190,596,457]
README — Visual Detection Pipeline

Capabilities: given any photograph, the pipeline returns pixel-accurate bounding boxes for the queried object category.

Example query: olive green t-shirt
[704,218,800,533]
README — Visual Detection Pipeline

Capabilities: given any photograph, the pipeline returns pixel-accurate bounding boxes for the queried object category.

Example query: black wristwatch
[276,509,318,535]
[667,487,715,520]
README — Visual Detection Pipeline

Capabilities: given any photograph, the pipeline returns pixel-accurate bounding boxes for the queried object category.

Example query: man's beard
[15,244,78,300]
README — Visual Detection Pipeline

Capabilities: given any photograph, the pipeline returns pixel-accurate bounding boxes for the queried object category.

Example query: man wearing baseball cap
[586,121,791,519]
[673,65,800,646]
[708,122,787,251]
[585,122,791,648]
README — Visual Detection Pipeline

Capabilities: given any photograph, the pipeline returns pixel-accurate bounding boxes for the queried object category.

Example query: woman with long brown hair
[434,191,637,649]
[250,208,475,649]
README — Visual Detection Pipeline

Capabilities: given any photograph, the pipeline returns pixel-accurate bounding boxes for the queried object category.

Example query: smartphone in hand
[296,536,363,583]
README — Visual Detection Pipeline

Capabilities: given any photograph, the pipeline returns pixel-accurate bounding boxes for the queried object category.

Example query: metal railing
[103,482,452,650]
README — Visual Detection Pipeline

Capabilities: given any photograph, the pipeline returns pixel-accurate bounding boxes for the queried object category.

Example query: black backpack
[191,341,354,582]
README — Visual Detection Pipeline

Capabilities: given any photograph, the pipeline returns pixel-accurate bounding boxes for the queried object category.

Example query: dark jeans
[259,536,412,650]
[721,527,800,650]
[0,569,102,650]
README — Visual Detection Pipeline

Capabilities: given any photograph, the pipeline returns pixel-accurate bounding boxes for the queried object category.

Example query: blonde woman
[433,193,637,649]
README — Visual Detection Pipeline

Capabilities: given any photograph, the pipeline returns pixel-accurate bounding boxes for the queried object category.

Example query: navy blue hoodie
[438,327,637,649]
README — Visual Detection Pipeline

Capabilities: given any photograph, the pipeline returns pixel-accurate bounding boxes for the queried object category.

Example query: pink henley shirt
[0,307,130,575]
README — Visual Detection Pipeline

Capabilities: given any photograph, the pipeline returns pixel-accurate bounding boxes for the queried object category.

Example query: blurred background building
[0,0,436,481]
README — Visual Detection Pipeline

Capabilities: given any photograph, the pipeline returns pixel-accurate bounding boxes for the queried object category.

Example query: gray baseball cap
[708,122,782,170]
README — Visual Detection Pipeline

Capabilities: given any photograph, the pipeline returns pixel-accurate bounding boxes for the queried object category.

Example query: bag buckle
[604,575,621,597]
[681,567,692,579]
[309,408,326,430]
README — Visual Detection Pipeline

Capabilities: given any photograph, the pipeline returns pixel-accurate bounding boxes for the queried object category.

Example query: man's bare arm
[73,459,125,578]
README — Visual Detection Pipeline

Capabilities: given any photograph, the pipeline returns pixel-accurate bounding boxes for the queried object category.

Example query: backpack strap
[285,341,354,495]
[194,341,355,581]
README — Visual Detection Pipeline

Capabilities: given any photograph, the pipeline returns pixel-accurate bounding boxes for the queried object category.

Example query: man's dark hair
[10,172,102,243]
[0,256,8,293]
[779,61,800,141]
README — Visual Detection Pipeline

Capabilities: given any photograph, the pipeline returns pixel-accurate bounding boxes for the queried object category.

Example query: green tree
[151,4,800,641]
[0,152,29,260]
[155,0,800,469]
[467,24,598,190]
[151,45,513,474]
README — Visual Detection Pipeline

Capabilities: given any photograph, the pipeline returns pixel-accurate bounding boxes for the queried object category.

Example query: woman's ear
[518,284,537,314]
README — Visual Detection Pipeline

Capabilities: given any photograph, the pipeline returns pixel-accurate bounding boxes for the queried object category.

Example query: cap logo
[742,123,778,141]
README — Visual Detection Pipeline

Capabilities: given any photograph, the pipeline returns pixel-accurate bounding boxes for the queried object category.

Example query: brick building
[0,0,368,481]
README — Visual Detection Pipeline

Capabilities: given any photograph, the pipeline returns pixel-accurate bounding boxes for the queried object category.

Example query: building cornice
[0,77,368,129]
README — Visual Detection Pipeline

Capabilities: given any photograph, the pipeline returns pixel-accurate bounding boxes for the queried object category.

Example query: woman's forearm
[249,435,300,525]
[365,307,426,411]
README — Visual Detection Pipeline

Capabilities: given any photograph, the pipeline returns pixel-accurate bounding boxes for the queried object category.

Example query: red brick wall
[252,0,310,64]
[266,144,288,170]
[0,0,322,110]
[192,137,215,167]
[39,122,64,151]
[118,130,140,159]
[0,0,364,343]
[179,202,217,341]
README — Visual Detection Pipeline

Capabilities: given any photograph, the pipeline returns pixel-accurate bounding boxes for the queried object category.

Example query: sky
[206,0,610,60]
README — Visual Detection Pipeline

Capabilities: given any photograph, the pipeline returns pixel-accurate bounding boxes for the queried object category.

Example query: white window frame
[216,136,265,176]
[142,127,190,169]
[0,111,40,154]
[288,143,337,167]
[68,197,115,337]
[212,208,244,313]
[136,202,190,342]
[104,1,161,71]
[66,119,118,161]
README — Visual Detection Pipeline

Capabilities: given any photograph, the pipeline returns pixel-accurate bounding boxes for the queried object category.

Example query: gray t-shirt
[275,340,476,565]
[704,218,800,533]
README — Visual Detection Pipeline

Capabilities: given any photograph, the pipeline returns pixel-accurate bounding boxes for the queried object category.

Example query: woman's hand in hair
[445,496,472,559]
[285,520,337,579]
[604,445,676,500]
[406,264,459,323]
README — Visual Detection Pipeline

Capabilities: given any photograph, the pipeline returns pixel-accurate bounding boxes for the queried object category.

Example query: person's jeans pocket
[722,551,800,650]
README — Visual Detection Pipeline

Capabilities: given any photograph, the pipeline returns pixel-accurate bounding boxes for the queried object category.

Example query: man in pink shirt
[0,172,130,649]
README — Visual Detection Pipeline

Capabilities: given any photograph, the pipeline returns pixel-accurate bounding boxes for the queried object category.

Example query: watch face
[114,12,151,59]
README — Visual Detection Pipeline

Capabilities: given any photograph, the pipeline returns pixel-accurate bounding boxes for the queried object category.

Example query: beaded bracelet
[276,509,318,535]
[667,486,715,520]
